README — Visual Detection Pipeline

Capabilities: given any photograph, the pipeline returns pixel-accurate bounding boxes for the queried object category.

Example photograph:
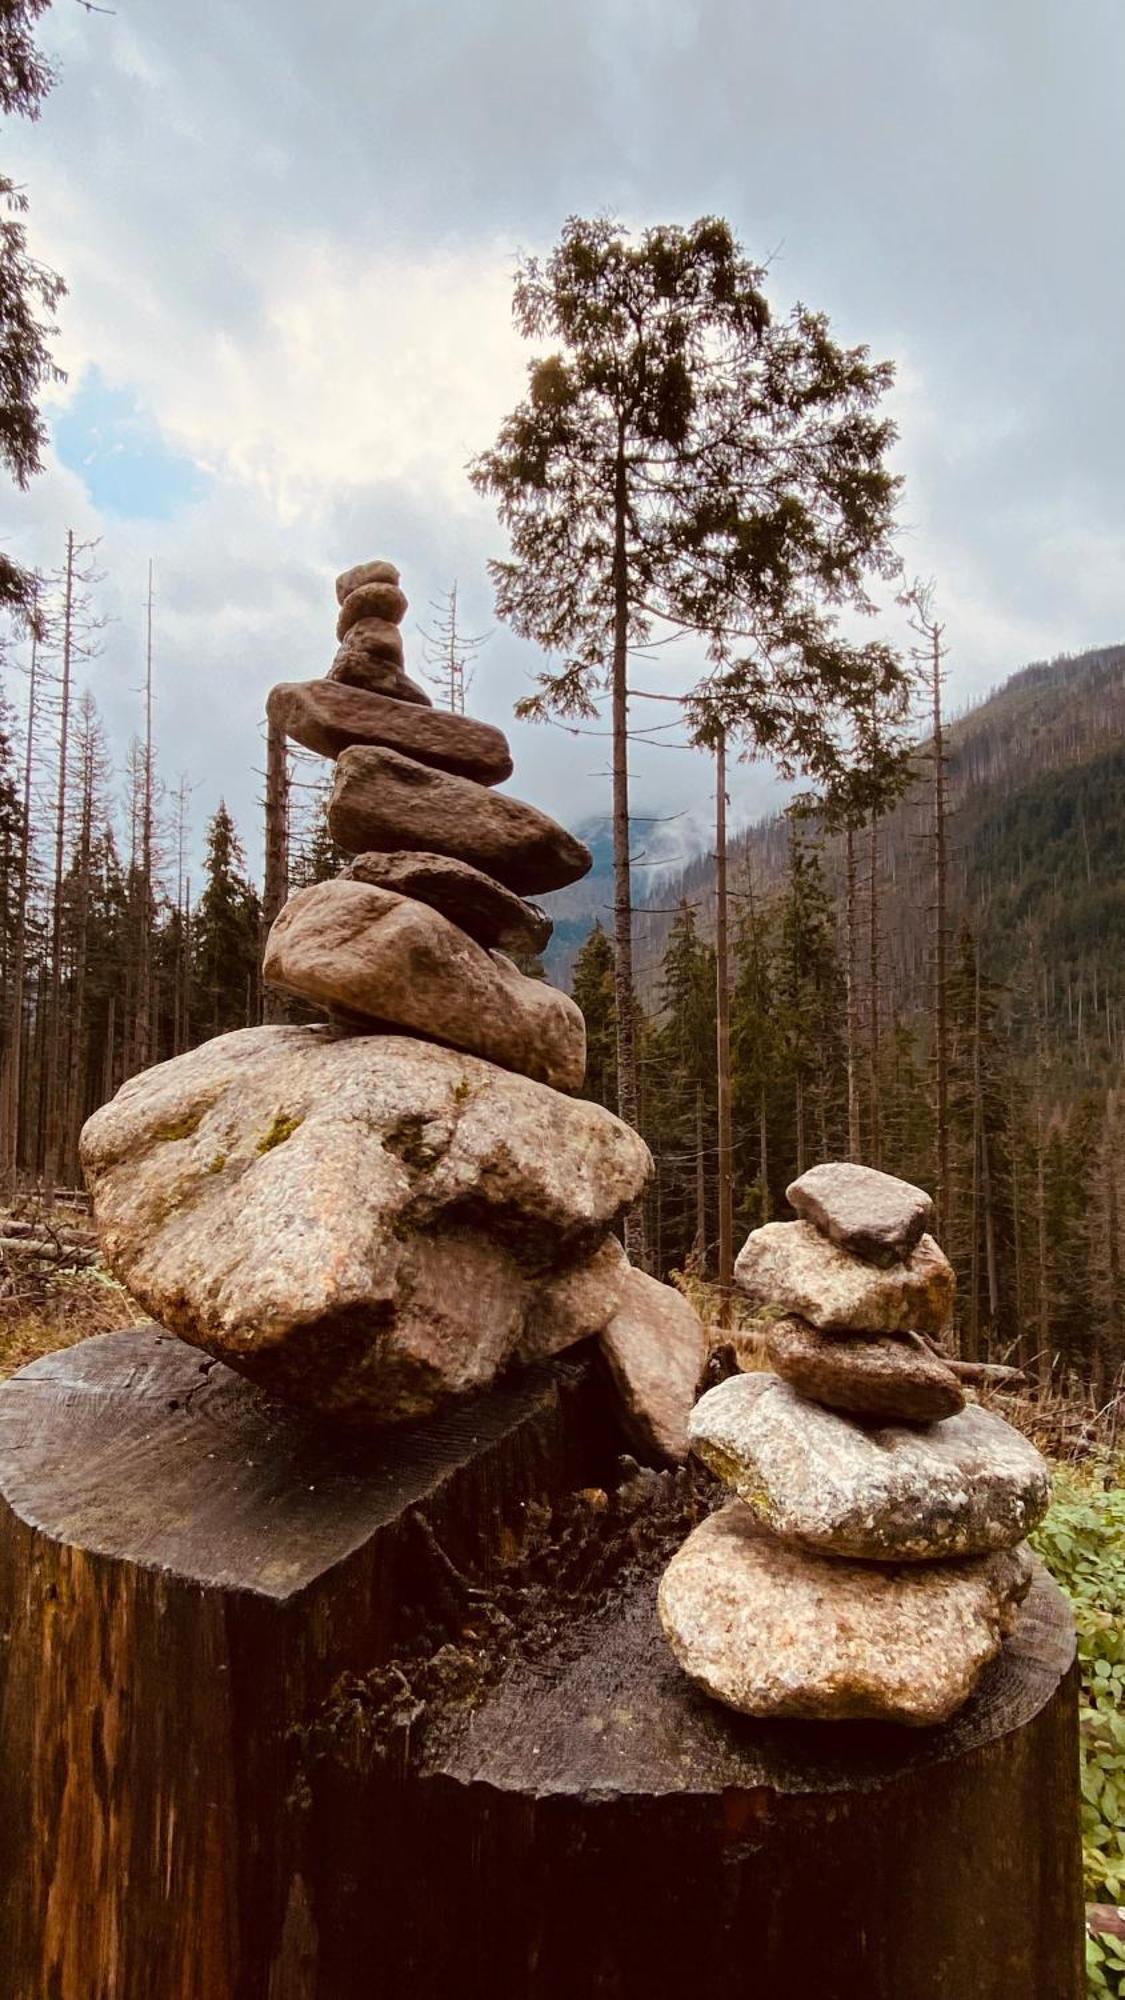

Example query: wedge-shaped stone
[688,1372,1050,1560]
[267,681,513,784]
[763,1315,965,1423]
[735,1219,954,1334]
[787,1161,935,1266]
[342,851,551,955]
[599,1267,707,1464]
[337,580,408,635]
[658,1502,1034,1725]
[80,1026,652,1423]
[335,617,405,665]
[335,558,400,603]
[264,878,585,1092]
[329,744,592,895]
[329,649,432,706]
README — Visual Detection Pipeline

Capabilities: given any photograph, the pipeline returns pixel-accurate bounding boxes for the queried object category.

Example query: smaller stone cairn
[659,1162,1052,1726]
[80,560,706,1447]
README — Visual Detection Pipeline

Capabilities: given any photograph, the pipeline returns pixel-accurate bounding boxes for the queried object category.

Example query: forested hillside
[571,642,1125,1395]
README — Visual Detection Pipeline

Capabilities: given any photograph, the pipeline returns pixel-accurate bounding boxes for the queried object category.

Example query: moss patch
[152,1110,203,1143]
[257,1111,303,1155]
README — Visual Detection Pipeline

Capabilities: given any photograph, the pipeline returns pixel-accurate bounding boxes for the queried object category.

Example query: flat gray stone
[598,1267,707,1465]
[80,1025,651,1424]
[735,1219,954,1335]
[263,878,585,1092]
[341,851,551,956]
[688,1372,1051,1561]
[788,1162,936,1266]
[335,558,400,604]
[328,744,592,896]
[267,681,512,784]
[763,1316,965,1423]
[337,579,408,636]
[658,1501,1035,1726]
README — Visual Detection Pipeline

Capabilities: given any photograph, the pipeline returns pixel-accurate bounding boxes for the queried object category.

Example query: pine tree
[570,921,617,1112]
[192,803,262,1039]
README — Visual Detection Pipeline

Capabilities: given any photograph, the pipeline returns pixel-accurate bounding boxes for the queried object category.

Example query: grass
[0,1266,147,1382]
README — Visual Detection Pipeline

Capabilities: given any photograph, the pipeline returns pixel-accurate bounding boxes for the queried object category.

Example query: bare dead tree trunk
[714,731,733,1318]
[844,823,860,1159]
[610,425,642,1265]
[262,711,290,1025]
[694,1082,706,1271]
[44,531,76,1190]
[1,609,40,1188]
[931,621,951,1238]
[134,560,155,1072]
[867,814,881,1167]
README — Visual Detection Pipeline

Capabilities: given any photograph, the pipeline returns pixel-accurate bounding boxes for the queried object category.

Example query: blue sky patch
[51,368,209,520]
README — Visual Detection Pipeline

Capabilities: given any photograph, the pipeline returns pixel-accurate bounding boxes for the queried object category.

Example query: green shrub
[1032,1463,1125,1997]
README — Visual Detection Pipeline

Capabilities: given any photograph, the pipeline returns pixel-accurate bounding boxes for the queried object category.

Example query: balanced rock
[342,851,551,956]
[788,1161,935,1267]
[79,1026,652,1423]
[337,580,408,637]
[598,1268,707,1464]
[334,617,405,666]
[329,650,432,706]
[735,1219,954,1335]
[763,1315,966,1423]
[657,1501,1034,1726]
[267,681,513,784]
[329,744,592,896]
[263,879,585,1092]
[335,558,400,603]
[688,1372,1051,1561]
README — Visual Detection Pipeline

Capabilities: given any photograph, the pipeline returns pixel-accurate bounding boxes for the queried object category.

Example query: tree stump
[0,1327,1084,2000]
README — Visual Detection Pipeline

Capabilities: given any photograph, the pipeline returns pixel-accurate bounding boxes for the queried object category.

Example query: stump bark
[0,1327,1085,2000]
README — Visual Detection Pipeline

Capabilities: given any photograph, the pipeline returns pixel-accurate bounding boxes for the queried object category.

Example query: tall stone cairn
[658,1162,1052,1726]
[79,559,706,1442]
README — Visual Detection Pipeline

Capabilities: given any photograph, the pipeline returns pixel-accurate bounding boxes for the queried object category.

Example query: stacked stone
[659,1162,1051,1727]
[80,560,706,1447]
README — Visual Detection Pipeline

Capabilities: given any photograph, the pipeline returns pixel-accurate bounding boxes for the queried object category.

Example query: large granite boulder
[688,1372,1050,1561]
[328,745,592,895]
[762,1315,965,1423]
[598,1268,707,1464]
[79,1026,652,1423]
[734,1219,954,1335]
[341,852,551,956]
[263,879,585,1093]
[267,681,512,784]
[787,1162,935,1266]
[658,1502,1034,1725]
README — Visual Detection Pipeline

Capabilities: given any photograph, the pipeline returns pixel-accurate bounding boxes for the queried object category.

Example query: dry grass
[0,1269,146,1382]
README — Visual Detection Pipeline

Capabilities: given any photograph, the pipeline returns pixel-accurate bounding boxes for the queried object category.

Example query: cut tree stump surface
[0,1326,1086,2000]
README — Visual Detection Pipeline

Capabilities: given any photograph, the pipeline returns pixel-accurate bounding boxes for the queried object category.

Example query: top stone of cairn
[335,557,401,604]
[787,1160,935,1267]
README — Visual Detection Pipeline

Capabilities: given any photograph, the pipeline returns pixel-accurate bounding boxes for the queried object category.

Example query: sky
[1,0,1122,886]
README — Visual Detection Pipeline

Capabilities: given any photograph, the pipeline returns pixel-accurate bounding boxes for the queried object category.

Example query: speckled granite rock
[335,558,400,604]
[599,1268,707,1465]
[263,878,585,1092]
[657,1501,1035,1725]
[329,744,593,896]
[80,1025,651,1423]
[333,616,405,665]
[688,1372,1050,1561]
[734,1219,954,1335]
[763,1315,965,1423]
[337,579,409,637]
[267,680,512,783]
[328,648,432,705]
[341,851,551,956]
[787,1162,935,1266]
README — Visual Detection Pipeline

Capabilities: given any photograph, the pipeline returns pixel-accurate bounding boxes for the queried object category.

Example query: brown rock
[763,1315,966,1423]
[329,650,432,707]
[342,851,552,955]
[734,1219,955,1336]
[598,1268,707,1464]
[787,1161,936,1266]
[335,558,400,604]
[80,1026,652,1423]
[267,681,513,784]
[263,878,586,1092]
[329,745,593,896]
[337,581,408,636]
[688,1371,1051,1561]
[657,1501,1035,1725]
[334,617,405,665]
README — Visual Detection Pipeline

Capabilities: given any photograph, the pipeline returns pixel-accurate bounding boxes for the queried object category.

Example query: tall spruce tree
[472,215,902,1259]
[570,920,617,1112]
[192,802,261,1040]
